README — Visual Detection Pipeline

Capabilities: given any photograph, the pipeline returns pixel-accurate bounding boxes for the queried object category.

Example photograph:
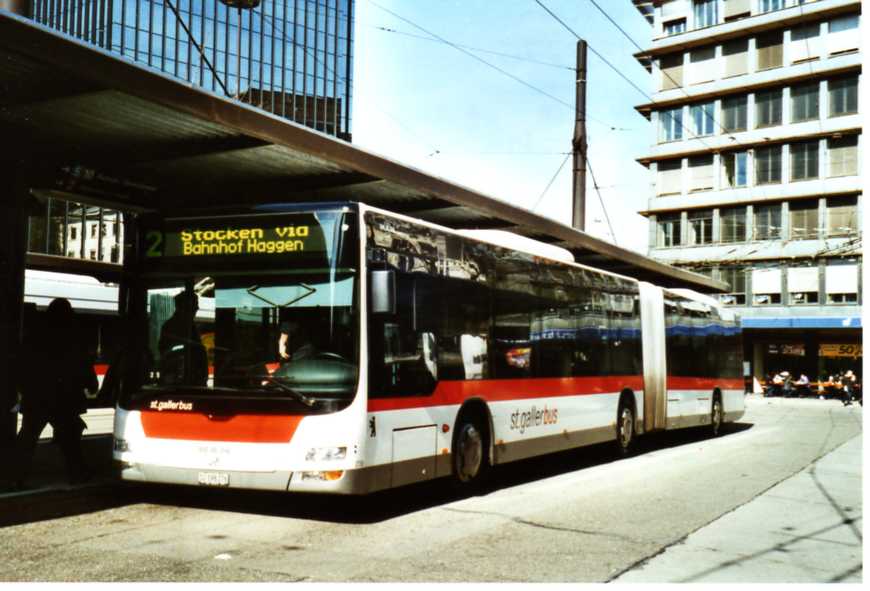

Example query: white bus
[110,203,744,493]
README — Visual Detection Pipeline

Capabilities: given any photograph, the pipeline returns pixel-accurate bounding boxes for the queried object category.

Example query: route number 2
[145,230,164,258]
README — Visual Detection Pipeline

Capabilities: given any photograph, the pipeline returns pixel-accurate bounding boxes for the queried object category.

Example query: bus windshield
[126,209,359,411]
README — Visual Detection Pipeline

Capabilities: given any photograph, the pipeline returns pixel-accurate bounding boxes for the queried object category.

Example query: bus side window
[369,272,439,398]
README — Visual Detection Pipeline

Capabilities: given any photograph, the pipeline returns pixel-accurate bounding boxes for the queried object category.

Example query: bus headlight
[300,470,344,481]
[305,446,346,461]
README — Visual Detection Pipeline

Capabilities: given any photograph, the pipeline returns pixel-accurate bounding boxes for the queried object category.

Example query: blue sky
[352,0,656,253]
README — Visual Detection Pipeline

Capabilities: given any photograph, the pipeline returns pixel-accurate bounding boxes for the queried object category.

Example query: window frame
[790,82,819,123]
[722,94,748,132]
[719,206,747,244]
[755,145,783,185]
[790,140,820,182]
[755,88,783,128]
[829,76,858,118]
[753,203,783,241]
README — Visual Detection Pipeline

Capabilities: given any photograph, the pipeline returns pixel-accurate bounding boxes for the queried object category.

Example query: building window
[688,155,714,191]
[720,207,746,243]
[787,267,819,305]
[660,53,684,90]
[693,0,718,29]
[825,264,859,304]
[660,107,684,142]
[790,141,819,181]
[790,200,819,240]
[90,223,97,238]
[756,32,783,71]
[828,135,859,178]
[664,19,687,36]
[657,213,682,247]
[691,102,716,137]
[722,95,747,132]
[752,267,782,305]
[687,209,713,245]
[718,266,746,305]
[722,38,748,78]
[724,0,751,22]
[759,0,784,13]
[722,151,748,188]
[755,88,782,128]
[829,76,858,118]
[827,15,860,55]
[69,226,78,241]
[755,145,782,185]
[790,23,821,64]
[753,203,782,241]
[657,159,683,196]
[826,196,858,237]
[688,47,716,85]
[790,82,819,123]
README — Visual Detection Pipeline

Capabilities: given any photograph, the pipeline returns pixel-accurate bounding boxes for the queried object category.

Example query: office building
[632,0,861,384]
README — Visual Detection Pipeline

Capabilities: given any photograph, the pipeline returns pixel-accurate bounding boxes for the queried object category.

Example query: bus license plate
[197,471,230,487]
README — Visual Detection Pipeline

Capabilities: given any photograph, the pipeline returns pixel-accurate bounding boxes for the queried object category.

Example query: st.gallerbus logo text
[150,400,194,412]
[510,405,558,434]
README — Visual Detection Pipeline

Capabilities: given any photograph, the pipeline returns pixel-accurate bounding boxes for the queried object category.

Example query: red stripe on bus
[367,376,645,412]
[140,412,303,443]
[667,377,744,391]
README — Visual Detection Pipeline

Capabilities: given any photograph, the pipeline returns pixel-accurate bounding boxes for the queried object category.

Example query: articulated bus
[111,202,744,494]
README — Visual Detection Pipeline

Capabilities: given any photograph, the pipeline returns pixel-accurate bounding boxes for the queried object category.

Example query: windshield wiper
[257,375,316,407]
[246,283,316,308]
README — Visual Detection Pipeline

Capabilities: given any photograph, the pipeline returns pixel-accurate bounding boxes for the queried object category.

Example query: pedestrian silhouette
[158,291,208,386]
[6,298,97,490]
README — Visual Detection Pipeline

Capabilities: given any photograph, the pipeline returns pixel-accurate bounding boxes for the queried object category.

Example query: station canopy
[0,11,724,291]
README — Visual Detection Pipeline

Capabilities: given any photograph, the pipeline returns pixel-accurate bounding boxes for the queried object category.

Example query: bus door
[638,282,667,432]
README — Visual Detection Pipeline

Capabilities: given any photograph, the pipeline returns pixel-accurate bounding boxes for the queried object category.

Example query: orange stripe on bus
[140,412,303,443]
[367,376,645,412]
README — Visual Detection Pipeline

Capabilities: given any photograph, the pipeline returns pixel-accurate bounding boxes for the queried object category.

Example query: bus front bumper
[114,461,389,495]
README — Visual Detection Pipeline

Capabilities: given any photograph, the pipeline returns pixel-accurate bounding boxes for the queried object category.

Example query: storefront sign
[819,344,862,358]
[767,344,805,356]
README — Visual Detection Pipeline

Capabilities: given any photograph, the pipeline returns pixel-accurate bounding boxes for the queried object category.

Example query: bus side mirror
[370,270,396,315]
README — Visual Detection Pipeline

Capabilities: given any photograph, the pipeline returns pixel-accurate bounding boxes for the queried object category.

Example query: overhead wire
[370,25,576,72]
[531,152,572,213]
[367,0,606,120]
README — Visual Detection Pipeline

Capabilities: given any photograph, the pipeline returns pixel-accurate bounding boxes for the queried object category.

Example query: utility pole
[571,39,588,232]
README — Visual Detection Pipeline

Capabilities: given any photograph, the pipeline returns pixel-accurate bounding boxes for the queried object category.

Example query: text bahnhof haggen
[178,225,311,256]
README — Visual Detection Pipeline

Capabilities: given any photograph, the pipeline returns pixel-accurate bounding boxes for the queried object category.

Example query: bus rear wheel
[452,415,488,486]
[710,396,723,437]
[616,400,635,457]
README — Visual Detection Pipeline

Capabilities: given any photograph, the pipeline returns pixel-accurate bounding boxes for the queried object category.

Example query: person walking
[4,298,97,491]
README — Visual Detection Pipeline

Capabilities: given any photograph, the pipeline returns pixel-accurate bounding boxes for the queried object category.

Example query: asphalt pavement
[615,404,863,583]
[0,395,863,583]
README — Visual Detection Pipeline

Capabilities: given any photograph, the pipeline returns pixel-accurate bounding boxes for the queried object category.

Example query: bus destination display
[145,216,326,259]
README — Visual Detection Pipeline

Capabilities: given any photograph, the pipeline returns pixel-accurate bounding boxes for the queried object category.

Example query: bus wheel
[711,395,723,437]
[616,400,635,457]
[452,415,487,485]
